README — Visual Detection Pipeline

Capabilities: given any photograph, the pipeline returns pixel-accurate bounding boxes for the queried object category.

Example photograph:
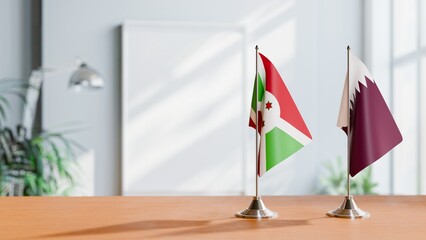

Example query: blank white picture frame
[121,21,248,195]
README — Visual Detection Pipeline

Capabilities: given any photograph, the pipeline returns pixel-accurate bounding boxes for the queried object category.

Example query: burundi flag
[337,51,403,177]
[249,52,312,176]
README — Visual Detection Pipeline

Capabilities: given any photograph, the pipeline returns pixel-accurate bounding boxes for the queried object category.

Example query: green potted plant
[318,156,378,195]
[0,79,81,196]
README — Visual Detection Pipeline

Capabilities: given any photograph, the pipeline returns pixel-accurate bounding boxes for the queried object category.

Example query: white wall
[364,0,393,194]
[315,0,364,192]
[42,0,363,195]
[0,0,31,127]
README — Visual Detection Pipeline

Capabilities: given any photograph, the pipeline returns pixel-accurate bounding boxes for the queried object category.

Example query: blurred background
[0,0,424,196]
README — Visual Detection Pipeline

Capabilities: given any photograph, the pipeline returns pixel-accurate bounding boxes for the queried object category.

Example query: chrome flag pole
[236,45,277,219]
[256,44,260,199]
[327,46,369,219]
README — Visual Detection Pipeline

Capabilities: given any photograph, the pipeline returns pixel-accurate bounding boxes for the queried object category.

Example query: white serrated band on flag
[348,53,374,103]
[337,74,349,128]
[337,52,374,128]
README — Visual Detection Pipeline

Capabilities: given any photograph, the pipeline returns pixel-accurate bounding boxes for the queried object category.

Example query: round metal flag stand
[327,195,369,219]
[236,196,277,219]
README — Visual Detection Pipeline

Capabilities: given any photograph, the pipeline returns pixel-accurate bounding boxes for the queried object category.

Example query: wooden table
[1,196,425,239]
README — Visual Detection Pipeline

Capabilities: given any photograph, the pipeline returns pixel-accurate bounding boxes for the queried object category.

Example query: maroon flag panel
[349,76,402,176]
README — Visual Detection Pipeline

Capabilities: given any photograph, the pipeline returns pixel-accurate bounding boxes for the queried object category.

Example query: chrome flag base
[327,195,370,219]
[236,196,278,219]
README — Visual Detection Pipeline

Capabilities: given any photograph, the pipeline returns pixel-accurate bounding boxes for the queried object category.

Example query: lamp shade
[69,63,104,90]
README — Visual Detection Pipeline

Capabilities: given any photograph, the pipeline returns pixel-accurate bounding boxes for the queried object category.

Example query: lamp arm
[34,59,82,76]
[21,72,43,137]
[22,59,82,135]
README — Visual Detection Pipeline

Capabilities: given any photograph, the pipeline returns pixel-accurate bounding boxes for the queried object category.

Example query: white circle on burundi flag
[260,91,280,134]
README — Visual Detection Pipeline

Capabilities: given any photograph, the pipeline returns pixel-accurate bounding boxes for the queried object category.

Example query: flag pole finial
[255,45,259,50]
[347,45,350,50]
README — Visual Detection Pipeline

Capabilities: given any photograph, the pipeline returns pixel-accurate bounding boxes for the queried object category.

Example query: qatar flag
[337,51,403,177]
